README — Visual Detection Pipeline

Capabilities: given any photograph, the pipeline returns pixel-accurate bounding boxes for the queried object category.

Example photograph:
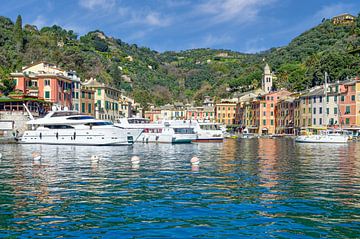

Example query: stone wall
[0,110,32,134]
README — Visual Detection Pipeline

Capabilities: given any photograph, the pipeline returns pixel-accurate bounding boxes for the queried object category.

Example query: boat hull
[19,128,137,146]
[193,138,223,143]
[295,135,348,143]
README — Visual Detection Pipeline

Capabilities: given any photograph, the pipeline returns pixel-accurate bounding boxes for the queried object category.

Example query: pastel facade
[215,100,237,125]
[339,80,357,128]
[298,94,312,128]
[293,98,301,132]
[259,90,292,135]
[11,62,74,109]
[276,97,295,134]
[80,88,95,116]
[325,83,341,126]
[83,78,122,121]
[119,95,133,118]
[144,109,162,122]
[68,71,81,111]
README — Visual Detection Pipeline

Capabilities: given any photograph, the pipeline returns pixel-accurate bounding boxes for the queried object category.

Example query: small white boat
[115,118,196,143]
[192,122,224,142]
[239,128,258,139]
[295,129,348,143]
[20,110,142,146]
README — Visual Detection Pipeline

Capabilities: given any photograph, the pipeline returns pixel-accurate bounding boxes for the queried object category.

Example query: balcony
[26,87,39,97]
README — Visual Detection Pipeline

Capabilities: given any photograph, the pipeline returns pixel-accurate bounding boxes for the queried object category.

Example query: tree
[0,67,15,96]
[14,15,23,51]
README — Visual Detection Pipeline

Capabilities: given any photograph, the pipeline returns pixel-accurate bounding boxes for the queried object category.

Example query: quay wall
[0,110,33,135]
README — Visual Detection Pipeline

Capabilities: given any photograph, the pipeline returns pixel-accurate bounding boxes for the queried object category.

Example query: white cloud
[190,34,234,49]
[78,0,115,10]
[144,12,172,27]
[315,3,354,19]
[31,15,47,29]
[164,0,191,8]
[204,34,234,46]
[243,37,267,53]
[197,0,276,24]
[125,11,172,27]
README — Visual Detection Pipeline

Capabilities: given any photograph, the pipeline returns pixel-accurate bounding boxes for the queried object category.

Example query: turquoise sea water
[0,138,359,238]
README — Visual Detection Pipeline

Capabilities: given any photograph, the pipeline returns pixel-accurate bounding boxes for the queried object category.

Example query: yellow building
[119,95,134,118]
[356,79,360,126]
[294,98,301,132]
[83,78,122,121]
[299,95,312,128]
[215,100,237,125]
[332,13,355,25]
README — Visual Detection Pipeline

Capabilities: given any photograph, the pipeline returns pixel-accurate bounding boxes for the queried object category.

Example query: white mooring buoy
[32,152,42,164]
[91,155,100,164]
[190,156,200,165]
[131,155,140,164]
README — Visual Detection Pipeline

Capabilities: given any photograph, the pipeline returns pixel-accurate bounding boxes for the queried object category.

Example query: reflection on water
[0,139,360,238]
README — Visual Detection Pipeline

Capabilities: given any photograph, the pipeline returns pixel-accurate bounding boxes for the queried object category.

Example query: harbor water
[0,138,359,238]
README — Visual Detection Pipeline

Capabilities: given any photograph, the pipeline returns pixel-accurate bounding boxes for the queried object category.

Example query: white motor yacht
[115,118,197,143]
[191,122,224,142]
[20,110,142,146]
[295,129,348,143]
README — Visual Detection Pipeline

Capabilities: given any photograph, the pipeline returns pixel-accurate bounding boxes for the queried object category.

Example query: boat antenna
[23,103,34,120]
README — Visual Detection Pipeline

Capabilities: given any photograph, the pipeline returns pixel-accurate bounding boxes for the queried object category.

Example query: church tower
[262,63,273,93]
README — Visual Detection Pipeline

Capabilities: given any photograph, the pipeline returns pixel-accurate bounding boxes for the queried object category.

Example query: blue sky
[0,0,359,53]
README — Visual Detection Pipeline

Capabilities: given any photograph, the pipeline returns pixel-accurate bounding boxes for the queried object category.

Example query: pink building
[259,90,292,135]
[11,62,73,109]
[339,79,357,127]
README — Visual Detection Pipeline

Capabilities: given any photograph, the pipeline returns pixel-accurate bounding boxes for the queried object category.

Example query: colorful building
[68,71,81,112]
[339,79,357,128]
[215,99,237,125]
[276,97,295,134]
[258,90,292,135]
[144,108,162,122]
[80,88,95,116]
[83,78,122,121]
[11,62,74,109]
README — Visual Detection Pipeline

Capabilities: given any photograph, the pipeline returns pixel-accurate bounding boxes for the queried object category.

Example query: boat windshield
[200,124,220,130]
[173,128,194,134]
[128,118,149,124]
[44,125,74,129]
[84,122,113,126]
[67,116,95,120]
[50,111,81,117]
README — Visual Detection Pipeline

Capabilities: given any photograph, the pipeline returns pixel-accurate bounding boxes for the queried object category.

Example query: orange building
[215,100,237,125]
[80,88,95,116]
[144,109,162,122]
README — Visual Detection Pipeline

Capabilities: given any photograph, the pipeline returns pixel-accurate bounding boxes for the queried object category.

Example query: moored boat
[20,109,142,146]
[295,128,348,143]
[115,118,196,143]
[192,122,224,142]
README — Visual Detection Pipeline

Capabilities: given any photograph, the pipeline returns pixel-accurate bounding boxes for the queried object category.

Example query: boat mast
[324,72,328,128]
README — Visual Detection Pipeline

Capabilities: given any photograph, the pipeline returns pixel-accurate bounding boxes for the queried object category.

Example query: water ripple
[0,139,360,238]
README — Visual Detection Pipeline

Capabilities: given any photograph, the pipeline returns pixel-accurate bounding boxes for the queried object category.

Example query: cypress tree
[14,15,23,51]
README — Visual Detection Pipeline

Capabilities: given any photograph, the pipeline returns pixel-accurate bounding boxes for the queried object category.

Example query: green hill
[0,14,360,108]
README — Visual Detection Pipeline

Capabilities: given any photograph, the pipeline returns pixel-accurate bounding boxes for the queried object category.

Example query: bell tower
[262,63,273,93]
